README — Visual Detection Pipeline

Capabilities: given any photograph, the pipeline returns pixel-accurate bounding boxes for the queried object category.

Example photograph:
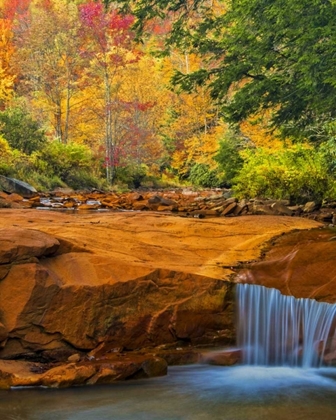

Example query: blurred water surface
[1,364,336,420]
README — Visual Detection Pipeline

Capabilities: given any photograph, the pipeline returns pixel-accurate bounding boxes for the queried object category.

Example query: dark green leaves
[110,0,336,139]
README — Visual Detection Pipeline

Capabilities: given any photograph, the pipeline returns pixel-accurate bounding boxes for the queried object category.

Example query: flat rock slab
[0,210,320,279]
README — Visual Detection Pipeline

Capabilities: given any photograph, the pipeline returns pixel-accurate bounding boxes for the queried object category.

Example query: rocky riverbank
[0,187,335,224]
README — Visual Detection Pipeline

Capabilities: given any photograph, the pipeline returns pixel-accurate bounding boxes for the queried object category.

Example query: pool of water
[1,365,336,420]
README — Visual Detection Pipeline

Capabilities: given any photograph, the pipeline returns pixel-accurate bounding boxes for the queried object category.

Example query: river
[1,364,336,419]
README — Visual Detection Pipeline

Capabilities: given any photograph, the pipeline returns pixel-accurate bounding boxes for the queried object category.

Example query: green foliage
[35,141,97,182]
[213,0,336,140]
[0,139,106,191]
[0,107,46,154]
[233,144,336,202]
[214,135,244,186]
[114,164,148,188]
[65,169,105,190]
[189,163,222,188]
[24,173,66,191]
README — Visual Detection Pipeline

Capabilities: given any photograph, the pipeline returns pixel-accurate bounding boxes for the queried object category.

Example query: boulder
[0,360,43,389]
[159,197,177,207]
[252,204,276,215]
[137,357,167,378]
[78,203,100,210]
[221,202,237,216]
[0,176,37,198]
[41,363,97,388]
[151,349,201,365]
[0,227,60,264]
[271,202,294,216]
[5,193,24,203]
[202,349,242,366]
[132,201,148,210]
[148,195,162,204]
[0,198,11,209]
[303,201,320,213]
[86,366,119,385]
[67,353,81,363]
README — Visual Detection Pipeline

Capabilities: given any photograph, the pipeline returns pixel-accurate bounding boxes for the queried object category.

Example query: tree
[79,0,137,182]
[112,55,165,170]
[12,0,83,143]
[111,0,336,140]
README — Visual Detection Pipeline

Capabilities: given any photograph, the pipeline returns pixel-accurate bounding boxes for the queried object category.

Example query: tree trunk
[104,69,113,183]
[55,102,63,141]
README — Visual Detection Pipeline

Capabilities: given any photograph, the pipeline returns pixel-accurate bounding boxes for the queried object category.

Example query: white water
[237,284,336,367]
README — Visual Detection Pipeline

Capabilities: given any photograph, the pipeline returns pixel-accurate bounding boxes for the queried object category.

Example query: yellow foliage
[239,114,285,149]
[0,134,12,158]
[0,18,14,101]
[172,123,227,176]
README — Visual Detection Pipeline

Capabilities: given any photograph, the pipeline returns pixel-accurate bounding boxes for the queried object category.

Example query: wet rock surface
[201,348,242,366]
[0,354,169,389]
[236,228,336,303]
[0,209,320,387]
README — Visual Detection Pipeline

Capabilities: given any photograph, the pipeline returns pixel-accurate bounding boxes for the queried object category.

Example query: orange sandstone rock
[0,210,320,366]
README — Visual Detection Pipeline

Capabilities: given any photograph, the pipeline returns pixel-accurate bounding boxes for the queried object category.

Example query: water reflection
[1,365,336,420]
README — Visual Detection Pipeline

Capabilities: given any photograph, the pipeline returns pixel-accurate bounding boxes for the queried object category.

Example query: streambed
[1,364,336,420]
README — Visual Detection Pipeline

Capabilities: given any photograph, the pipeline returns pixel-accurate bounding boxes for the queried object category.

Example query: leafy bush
[114,164,148,188]
[214,135,244,186]
[0,107,46,154]
[189,163,222,188]
[32,141,106,189]
[24,172,66,191]
[0,140,107,191]
[233,144,335,202]
[36,141,94,178]
[65,169,106,190]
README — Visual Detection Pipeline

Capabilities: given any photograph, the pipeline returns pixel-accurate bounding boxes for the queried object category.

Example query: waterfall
[237,284,336,368]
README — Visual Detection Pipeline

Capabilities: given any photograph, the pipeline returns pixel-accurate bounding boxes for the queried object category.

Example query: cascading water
[237,284,336,368]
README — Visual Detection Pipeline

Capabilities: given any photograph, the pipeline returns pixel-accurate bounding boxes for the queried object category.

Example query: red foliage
[2,0,31,21]
[147,17,172,36]
[79,1,135,49]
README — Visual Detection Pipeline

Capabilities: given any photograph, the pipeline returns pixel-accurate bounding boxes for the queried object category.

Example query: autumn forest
[1,0,336,202]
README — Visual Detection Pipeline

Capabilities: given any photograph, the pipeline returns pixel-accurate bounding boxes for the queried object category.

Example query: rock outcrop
[0,210,320,386]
